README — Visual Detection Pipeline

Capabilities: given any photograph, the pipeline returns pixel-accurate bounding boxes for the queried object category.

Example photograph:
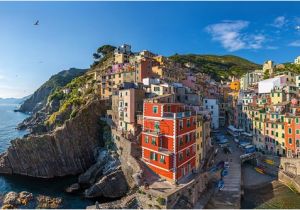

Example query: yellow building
[195,114,203,171]
[229,81,240,91]
[153,55,167,65]
[270,89,286,105]
[114,53,130,64]
[152,66,165,77]
[100,70,136,99]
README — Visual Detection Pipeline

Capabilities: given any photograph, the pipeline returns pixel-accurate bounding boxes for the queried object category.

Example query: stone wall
[278,171,300,192]
[166,172,209,208]
[279,158,300,176]
[111,129,142,188]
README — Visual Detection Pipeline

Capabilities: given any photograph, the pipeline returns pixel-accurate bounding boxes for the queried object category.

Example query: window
[282,142,285,146]
[179,137,183,146]
[297,118,299,124]
[289,138,293,144]
[271,131,274,135]
[150,152,158,161]
[297,140,300,147]
[153,106,158,114]
[160,155,165,163]
[154,121,160,131]
[151,137,156,146]
[125,102,128,107]
[187,119,190,127]
[186,148,190,157]
[179,120,183,130]
[186,134,190,143]
[179,152,183,161]
[297,130,300,134]
[282,134,285,138]
[276,132,278,137]
[145,135,149,143]
[154,87,160,91]
[289,128,292,134]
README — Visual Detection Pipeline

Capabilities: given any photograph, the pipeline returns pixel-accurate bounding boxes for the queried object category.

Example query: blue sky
[1,2,300,98]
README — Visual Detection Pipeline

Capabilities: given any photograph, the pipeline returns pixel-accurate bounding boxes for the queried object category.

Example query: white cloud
[289,40,300,47]
[205,20,265,52]
[271,16,287,28]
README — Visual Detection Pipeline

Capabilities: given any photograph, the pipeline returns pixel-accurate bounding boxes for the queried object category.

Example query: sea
[0,104,93,208]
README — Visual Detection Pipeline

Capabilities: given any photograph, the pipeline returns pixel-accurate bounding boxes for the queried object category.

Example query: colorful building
[141,101,197,182]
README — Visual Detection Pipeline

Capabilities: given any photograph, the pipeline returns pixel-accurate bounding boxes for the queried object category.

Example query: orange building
[284,116,296,157]
[142,101,196,182]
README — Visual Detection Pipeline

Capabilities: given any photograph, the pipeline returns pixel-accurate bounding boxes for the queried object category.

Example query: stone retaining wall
[278,171,300,192]
[111,129,142,188]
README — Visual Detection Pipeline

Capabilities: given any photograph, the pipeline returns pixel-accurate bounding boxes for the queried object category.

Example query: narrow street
[205,129,243,208]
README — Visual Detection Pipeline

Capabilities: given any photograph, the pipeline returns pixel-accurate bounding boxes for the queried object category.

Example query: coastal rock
[3,191,20,206]
[0,99,109,178]
[78,149,120,188]
[78,161,104,187]
[65,183,81,193]
[85,169,129,198]
[36,195,63,209]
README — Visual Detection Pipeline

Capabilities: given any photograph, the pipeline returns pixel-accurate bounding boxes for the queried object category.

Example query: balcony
[162,111,195,119]
[158,147,173,155]
[143,129,162,136]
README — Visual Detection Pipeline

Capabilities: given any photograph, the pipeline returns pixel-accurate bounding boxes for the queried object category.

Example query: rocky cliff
[0,98,108,178]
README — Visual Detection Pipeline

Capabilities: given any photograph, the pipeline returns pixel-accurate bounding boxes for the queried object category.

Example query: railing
[143,129,161,136]
[162,111,195,119]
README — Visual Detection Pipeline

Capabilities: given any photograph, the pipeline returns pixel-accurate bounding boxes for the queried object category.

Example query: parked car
[224,161,230,169]
[239,142,250,149]
[244,145,256,154]
[234,138,239,143]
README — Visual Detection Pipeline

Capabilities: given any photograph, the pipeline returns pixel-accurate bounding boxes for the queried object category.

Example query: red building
[141,100,196,182]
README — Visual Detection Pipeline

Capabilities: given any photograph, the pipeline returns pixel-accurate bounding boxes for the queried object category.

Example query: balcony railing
[143,129,161,136]
[162,111,195,119]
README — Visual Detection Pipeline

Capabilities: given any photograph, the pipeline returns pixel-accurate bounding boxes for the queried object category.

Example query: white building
[258,76,287,94]
[295,56,300,65]
[296,75,300,88]
[142,77,160,86]
[203,98,219,129]
[240,70,263,90]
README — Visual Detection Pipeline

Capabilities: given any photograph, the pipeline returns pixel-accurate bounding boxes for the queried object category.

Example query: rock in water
[85,170,129,198]
[36,195,63,209]
[3,192,20,207]
[0,99,109,178]
[1,191,61,209]
[65,183,81,193]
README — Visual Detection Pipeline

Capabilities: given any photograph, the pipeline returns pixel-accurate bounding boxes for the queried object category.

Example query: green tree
[263,70,270,79]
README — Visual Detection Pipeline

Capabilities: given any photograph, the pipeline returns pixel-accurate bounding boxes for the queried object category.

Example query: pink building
[182,74,196,90]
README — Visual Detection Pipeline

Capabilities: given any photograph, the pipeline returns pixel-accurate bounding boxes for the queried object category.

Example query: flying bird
[34,20,39,26]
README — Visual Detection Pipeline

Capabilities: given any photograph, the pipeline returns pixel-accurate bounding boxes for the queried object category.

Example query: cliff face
[18,68,86,113]
[0,99,108,178]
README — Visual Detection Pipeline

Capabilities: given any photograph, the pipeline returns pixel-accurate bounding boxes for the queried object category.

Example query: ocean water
[0,104,93,208]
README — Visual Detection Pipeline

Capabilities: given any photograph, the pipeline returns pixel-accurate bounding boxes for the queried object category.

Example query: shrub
[156,197,166,205]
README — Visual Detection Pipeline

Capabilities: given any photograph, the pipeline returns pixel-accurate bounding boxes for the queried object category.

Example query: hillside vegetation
[18,68,87,113]
[169,54,261,81]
